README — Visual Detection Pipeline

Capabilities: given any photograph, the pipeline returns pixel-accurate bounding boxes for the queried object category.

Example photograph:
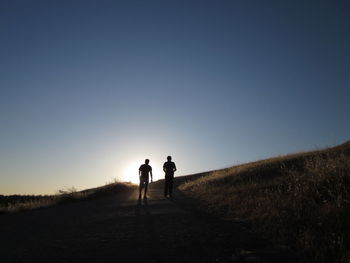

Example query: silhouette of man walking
[139,159,153,199]
[163,156,177,198]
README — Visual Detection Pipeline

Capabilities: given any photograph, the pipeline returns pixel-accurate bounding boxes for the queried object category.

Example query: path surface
[0,181,305,263]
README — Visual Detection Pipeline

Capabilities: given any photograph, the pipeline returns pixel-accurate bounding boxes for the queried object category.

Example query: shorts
[140,176,149,184]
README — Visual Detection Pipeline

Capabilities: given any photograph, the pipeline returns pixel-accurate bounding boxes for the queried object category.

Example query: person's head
[145,159,150,164]
[167,156,172,161]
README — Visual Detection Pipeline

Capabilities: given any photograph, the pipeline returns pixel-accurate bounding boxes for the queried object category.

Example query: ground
[0,180,306,263]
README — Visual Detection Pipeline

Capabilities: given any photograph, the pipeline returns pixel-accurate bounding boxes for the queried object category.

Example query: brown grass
[0,181,137,214]
[179,141,350,263]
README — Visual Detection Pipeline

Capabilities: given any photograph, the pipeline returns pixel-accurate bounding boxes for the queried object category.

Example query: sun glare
[123,162,140,184]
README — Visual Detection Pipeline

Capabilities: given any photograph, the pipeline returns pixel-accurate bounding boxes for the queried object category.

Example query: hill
[2,141,349,262]
[0,178,305,263]
[0,181,136,213]
[179,141,350,263]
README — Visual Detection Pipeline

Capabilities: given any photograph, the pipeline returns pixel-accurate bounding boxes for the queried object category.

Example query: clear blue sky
[1,0,349,194]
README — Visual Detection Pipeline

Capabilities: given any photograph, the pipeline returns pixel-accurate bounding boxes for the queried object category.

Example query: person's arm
[173,163,177,172]
[163,163,166,173]
[150,170,153,182]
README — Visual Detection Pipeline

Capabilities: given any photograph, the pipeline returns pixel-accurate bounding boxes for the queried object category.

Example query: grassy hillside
[179,141,350,263]
[0,181,136,214]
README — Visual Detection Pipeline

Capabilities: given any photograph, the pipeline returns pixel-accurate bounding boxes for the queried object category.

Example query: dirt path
[0,182,305,263]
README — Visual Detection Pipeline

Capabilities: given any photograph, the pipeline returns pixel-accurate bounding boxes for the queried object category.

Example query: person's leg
[169,176,173,197]
[164,176,169,197]
[144,180,149,198]
[139,180,143,198]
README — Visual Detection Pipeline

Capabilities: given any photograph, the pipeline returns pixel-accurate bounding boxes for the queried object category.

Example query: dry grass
[179,141,350,263]
[0,180,137,214]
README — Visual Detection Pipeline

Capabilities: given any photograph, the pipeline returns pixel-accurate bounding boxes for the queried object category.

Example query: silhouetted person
[163,156,176,198]
[139,159,153,199]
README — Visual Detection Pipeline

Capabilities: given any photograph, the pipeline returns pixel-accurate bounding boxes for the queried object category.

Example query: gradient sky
[1,0,349,195]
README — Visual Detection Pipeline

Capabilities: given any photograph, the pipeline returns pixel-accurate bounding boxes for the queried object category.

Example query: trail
[0,181,305,263]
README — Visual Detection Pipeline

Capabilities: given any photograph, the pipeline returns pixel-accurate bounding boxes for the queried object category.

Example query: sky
[1,0,349,195]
